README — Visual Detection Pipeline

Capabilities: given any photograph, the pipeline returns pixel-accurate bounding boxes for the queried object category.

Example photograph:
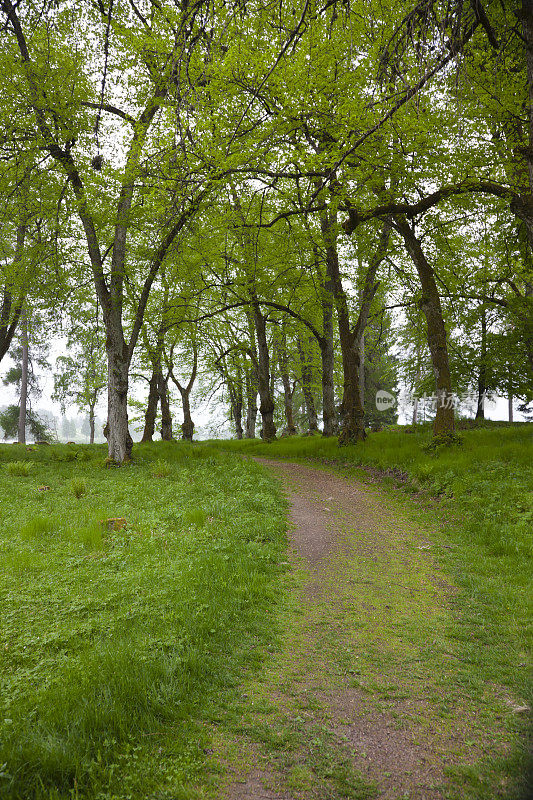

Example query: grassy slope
[211,425,533,796]
[0,442,286,800]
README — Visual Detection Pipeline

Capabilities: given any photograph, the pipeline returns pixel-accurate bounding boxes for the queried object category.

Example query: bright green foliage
[53,304,106,425]
[0,443,286,800]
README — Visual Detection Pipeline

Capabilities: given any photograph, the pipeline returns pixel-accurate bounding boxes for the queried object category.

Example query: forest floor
[213,458,528,800]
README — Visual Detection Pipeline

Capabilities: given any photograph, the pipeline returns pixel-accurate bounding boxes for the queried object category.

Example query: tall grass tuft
[5,460,34,476]
[77,521,104,550]
[151,458,171,478]
[20,516,57,540]
[69,478,86,498]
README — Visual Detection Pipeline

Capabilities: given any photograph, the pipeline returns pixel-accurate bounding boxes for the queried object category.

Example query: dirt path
[215,459,510,800]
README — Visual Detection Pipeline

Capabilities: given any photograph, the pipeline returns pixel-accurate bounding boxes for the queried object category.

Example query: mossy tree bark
[229,382,244,439]
[245,365,258,438]
[141,368,160,442]
[159,375,173,440]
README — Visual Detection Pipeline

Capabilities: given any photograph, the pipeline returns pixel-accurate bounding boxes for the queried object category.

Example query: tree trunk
[321,212,364,444]
[323,213,389,444]
[319,338,336,437]
[395,218,455,437]
[141,368,159,442]
[508,364,514,423]
[159,375,173,440]
[297,336,319,433]
[230,384,244,439]
[89,396,96,445]
[0,225,26,364]
[178,387,194,441]
[253,304,276,440]
[245,366,258,438]
[320,269,337,437]
[277,337,297,436]
[412,396,418,426]
[411,363,420,426]
[18,308,28,443]
[359,333,365,419]
[475,307,487,420]
[168,347,196,441]
[105,332,133,463]
[281,376,296,435]
[221,362,244,439]
[521,0,533,198]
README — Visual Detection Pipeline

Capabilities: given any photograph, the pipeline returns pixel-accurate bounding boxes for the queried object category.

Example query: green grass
[5,460,34,476]
[210,425,533,558]
[0,441,287,800]
[210,425,533,798]
[2,429,531,798]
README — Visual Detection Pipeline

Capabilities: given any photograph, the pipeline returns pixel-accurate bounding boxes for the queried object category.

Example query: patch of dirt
[220,459,506,800]
[227,766,296,800]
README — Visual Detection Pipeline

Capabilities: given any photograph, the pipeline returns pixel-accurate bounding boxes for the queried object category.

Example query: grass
[0,441,287,800]
[150,458,172,478]
[211,424,533,555]
[1,427,531,798]
[210,424,533,797]
[69,477,87,497]
[5,460,34,476]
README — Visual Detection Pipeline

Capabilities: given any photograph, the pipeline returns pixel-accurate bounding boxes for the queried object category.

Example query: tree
[1,0,223,462]
[0,404,52,441]
[168,340,198,441]
[2,310,51,442]
[0,225,26,363]
[2,0,530,453]
[53,305,106,444]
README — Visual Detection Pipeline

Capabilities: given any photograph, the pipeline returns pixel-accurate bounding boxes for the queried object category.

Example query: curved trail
[218,459,506,800]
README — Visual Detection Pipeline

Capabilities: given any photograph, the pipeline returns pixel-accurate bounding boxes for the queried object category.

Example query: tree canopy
[0,0,531,456]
